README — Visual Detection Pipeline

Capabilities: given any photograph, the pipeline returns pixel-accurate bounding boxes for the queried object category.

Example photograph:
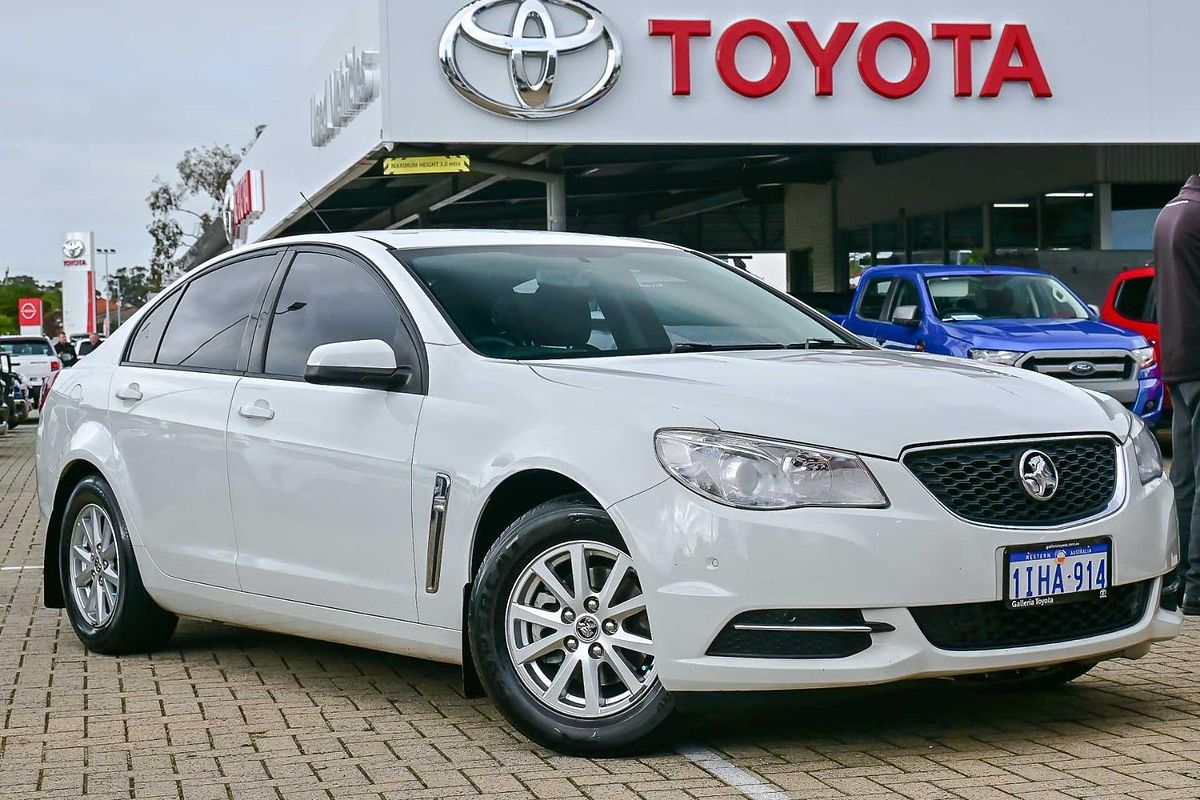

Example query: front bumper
[608,447,1181,692]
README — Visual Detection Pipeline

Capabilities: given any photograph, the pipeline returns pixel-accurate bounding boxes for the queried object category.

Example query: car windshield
[397,245,857,360]
[0,339,53,356]
[926,274,1089,322]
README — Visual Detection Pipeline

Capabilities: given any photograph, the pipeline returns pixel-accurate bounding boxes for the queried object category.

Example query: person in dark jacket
[1154,174,1200,614]
[78,332,101,356]
[53,333,78,367]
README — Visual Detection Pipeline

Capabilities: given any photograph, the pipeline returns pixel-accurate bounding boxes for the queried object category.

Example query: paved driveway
[1,428,1198,799]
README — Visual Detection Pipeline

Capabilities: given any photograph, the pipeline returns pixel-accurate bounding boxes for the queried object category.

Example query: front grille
[904,438,1118,526]
[707,610,873,659]
[1023,351,1134,383]
[910,580,1151,651]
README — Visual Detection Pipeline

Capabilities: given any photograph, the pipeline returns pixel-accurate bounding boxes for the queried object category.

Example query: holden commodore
[36,231,1182,753]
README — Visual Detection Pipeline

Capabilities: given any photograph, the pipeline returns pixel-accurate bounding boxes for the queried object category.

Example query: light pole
[97,248,115,336]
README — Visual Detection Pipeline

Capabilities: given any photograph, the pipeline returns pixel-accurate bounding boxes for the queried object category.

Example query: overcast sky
[0,1,333,283]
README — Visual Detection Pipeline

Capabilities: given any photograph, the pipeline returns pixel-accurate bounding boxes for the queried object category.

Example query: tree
[111,265,154,308]
[0,277,60,336]
[146,143,243,286]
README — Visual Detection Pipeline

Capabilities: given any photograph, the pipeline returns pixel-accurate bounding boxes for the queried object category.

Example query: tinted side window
[1114,276,1153,322]
[857,278,894,320]
[263,252,412,379]
[156,255,276,371]
[890,279,920,315]
[126,292,182,364]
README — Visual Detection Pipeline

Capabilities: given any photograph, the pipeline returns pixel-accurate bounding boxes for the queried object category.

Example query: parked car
[0,353,14,434]
[37,233,1181,754]
[9,373,32,428]
[1101,266,1166,411]
[0,336,60,407]
[838,265,1165,424]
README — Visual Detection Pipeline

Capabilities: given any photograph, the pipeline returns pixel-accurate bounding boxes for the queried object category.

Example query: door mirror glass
[305,340,410,390]
[891,305,923,328]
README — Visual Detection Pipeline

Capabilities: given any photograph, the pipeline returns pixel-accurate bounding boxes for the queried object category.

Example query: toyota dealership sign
[379,0,1199,144]
[226,0,1199,246]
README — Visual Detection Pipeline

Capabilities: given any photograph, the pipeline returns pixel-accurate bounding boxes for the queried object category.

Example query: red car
[1102,265,1168,411]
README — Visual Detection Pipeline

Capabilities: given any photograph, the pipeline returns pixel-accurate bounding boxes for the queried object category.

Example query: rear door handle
[237,400,275,421]
[114,384,142,402]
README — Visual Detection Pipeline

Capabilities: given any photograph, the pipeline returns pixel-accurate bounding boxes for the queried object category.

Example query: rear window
[1113,276,1154,323]
[0,339,53,357]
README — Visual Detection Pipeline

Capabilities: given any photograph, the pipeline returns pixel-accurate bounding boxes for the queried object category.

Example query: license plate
[1005,539,1110,609]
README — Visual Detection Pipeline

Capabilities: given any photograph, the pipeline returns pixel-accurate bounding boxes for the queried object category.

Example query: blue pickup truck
[834,264,1165,423]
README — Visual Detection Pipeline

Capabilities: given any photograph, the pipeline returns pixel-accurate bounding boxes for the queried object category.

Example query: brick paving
[0,427,1198,799]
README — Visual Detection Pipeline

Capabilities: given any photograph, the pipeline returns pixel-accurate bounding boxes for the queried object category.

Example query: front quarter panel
[411,344,715,629]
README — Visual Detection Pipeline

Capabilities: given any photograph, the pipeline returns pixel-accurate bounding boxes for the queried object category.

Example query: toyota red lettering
[648,19,1053,100]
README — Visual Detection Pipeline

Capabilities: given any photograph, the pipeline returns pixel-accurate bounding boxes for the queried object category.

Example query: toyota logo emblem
[1017,450,1060,502]
[62,239,86,259]
[439,0,622,120]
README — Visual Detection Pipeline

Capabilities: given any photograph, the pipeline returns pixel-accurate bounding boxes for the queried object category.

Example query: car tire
[952,659,1098,691]
[470,494,674,755]
[59,475,178,655]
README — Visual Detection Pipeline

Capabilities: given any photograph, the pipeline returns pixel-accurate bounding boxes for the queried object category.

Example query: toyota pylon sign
[61,231,96,336]
[17,298,43,336]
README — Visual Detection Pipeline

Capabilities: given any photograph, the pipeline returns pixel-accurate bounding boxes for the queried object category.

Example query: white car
[0,335,60,406]
[36,232,1181,753]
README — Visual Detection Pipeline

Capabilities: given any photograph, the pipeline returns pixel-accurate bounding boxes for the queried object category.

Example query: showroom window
[992,199,1038,251]
[872,221,905,266]
[908,215,943,264]
[154,254,277,371]
[263,252,413,379]
[1043,190,1095,249]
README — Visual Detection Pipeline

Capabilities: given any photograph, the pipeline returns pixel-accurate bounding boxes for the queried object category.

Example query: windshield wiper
[786,339,863,351]
[671,342,787,353]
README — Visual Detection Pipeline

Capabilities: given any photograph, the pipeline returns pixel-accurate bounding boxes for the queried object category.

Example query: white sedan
[36,231,1181,753]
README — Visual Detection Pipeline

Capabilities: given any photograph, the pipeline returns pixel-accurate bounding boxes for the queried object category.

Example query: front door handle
[114,383,142,402]
[237,400,275,421]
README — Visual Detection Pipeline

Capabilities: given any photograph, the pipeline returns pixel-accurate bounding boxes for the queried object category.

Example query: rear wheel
[469,496,673,754]
[59,476,178,654]
[952,659,1098,690]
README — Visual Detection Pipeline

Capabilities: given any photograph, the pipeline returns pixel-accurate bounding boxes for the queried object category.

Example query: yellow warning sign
[383,155,471,176]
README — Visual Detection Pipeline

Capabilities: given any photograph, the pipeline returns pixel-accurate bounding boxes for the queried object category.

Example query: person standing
[53,332,78,368]
[1154,174,1200,614]
[78,332,102,356]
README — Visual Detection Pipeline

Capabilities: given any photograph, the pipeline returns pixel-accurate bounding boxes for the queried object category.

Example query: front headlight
[968,349,1025,367]
[654,430,889,510]
[1132,345,1156,371]
[1127,414,1164,484]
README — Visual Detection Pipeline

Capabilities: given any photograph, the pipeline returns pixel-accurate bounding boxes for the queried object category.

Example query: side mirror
[891,305,923,328]
[304,340,412,390]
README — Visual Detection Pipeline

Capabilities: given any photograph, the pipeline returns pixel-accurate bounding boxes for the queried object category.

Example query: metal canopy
[283,144,943,253]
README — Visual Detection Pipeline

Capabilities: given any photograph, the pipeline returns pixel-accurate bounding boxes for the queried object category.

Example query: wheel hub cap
[68,503,120,629]
[505,540,656,719]
[575,615,599,641]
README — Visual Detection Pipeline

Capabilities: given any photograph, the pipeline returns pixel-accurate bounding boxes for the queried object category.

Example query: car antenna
[300,192,334,234]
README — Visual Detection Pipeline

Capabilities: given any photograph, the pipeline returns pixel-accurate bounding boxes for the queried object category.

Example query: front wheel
[469,496,673,754]
[59,476,178,654]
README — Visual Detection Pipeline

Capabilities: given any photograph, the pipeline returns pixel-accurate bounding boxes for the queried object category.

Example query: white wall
[381,0,1200,145]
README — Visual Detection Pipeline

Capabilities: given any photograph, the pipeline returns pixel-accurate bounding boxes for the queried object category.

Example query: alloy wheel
[505,540,655,718]
[68,504,120,628]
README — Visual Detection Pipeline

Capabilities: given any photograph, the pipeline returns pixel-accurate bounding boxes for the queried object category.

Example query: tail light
[39,370,60,412]
[49,360,60,372]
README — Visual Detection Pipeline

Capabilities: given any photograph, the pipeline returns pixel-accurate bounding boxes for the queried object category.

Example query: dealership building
[192,0,1200,301]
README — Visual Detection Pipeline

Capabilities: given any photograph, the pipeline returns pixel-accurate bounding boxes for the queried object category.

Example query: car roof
[236,229,680,254]
[862,264,1050,279]
[0,336,50,342]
